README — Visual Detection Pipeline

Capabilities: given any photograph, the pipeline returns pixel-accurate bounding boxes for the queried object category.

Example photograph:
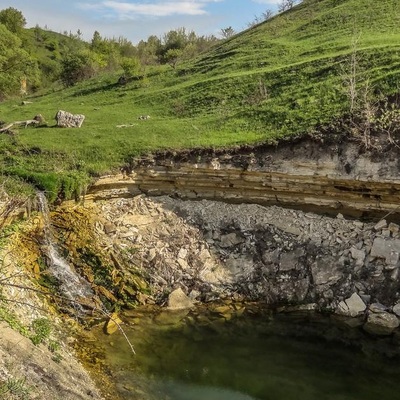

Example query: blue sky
[0,0,281,43]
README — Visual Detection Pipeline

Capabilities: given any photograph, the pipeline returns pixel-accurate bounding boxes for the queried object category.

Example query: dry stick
[0,272,26,283]
[379,204,400,223]
[0,120,39,133]
[0,282,136,355]
[97,306,136,355]
[0,297,48,313]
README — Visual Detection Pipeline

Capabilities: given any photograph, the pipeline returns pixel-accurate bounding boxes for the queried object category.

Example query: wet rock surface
[0,219,105,400]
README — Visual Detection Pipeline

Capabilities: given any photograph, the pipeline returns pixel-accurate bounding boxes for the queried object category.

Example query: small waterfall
[37,192,93,310]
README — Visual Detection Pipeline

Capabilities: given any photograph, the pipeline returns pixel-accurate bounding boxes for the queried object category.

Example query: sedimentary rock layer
[88,136,400,217]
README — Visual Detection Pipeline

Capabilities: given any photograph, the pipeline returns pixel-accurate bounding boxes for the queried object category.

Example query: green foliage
[0,7,26,35]
[120,57,140,78]
[0,378,31,400]
[373,103,400,133]
[0,25,39,99]
[60,50,97,87]
[30,318,52,345]
[0,306,28,336]
[0,0,400,197]
[47,339,60,353]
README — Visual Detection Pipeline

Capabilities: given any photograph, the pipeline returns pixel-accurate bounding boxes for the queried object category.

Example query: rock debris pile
[94,196,233,304]
[159,197,400,335]
[94,195,400,336]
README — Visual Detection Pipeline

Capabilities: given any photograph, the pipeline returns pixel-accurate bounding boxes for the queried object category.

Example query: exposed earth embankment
[3,135,400,398]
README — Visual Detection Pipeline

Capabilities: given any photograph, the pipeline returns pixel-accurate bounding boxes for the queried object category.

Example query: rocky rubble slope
[157,197,400,336]
[71,194,400,337]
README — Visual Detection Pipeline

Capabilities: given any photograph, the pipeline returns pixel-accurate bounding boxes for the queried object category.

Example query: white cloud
[78,0,223,19]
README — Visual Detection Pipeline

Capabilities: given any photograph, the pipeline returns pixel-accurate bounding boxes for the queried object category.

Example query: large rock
[55,110,85,128]
[219,232,244,248]
[370,237,400,266]
[336,293,366,317]
[350,246,366,268]
[279,247,305,271]
[167,288,194,310]
[363,311,400,335]
[393,303,400,317]
[311,256,343,287]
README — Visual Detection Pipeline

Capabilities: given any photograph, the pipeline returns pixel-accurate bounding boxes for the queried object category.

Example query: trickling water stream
[37,192,93,308]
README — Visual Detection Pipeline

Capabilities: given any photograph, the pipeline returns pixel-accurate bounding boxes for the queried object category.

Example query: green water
[94,309,400,400]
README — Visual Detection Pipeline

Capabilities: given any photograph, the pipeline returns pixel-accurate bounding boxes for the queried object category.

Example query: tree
[120,57,140,78]
[247,16,263,28]
[0,25,38,99]
[137,35,162,66]
[162,28,188,52]
[91,30,102,50]
[164,48,183,69]
[0,7,26,35]
[220,26,235,39]
[117,37,137,58]
[248,8,275,28]
[263,9,275,20]
[158,27,190,63]
[60,51,96,87]
[341,35,361,116]
[278,0,299,13]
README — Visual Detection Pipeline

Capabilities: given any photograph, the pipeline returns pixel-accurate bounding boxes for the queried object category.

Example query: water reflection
[92,307,400,400]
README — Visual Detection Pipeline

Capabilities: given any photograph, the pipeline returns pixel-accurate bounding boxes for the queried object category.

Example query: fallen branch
[0,119,40,133]
[116,124,138,128]
[0,281,136,355]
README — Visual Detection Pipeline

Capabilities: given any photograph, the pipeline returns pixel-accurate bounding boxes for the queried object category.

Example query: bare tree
[278,0,298,13]
[220,26,235,39]
[247,15,263,28]
[247,9,275,28]
[263,9,275,20]
[341,35,361,116]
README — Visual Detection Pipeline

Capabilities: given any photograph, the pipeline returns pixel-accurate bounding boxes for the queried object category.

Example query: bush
[30,318,52,345]
[60,51,96,87]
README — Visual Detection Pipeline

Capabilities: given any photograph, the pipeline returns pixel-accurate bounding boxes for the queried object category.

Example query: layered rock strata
[88,137,400,217]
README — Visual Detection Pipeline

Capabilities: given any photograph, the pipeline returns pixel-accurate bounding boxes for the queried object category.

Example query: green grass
[1,0,400,199]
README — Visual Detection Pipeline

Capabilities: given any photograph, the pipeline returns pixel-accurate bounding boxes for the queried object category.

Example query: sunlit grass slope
[1,0,400,199]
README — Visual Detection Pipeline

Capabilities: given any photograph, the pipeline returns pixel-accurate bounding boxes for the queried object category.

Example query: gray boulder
[363,311,399,335]
[167,288,194,310]
[55,110,85,128]
[336,293,366,317]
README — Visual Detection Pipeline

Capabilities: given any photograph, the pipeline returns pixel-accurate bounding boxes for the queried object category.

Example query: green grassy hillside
[1,0,400,200]
[21,27,86,88]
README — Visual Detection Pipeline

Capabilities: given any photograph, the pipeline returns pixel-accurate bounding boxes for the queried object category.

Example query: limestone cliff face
[4,135,400,349]
[80,136,400,336]
[87,136,400,218]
